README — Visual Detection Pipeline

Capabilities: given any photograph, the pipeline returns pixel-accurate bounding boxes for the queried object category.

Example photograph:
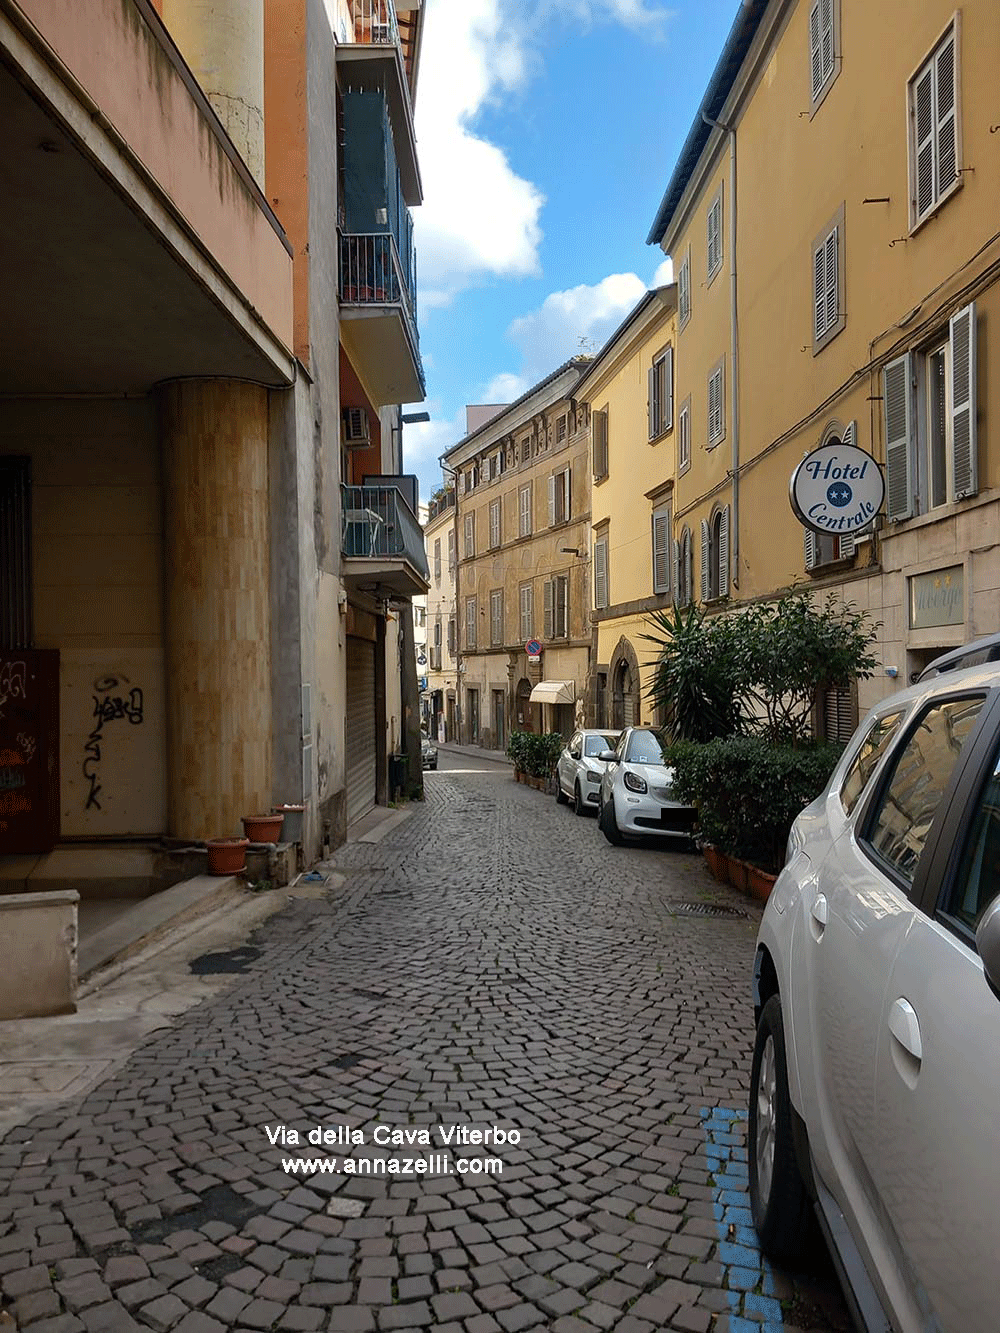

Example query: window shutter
[672,538,682,604]
[950,301,977,499]
[936,34,957,197]
[804,528,818,570]
[592,409,608,478]
[648,366,656,440]
[664,346,674,431]
[700,520,711,602]
[679,255,690,323]
[883,354,913,520]
[547,473,556,526]
[719,506,730,594]
[809,0,823,98]
[707,198,721,275]
[543,579,553,640]
[594,539,608,610]
[464,512,474,557]
[564,467,571,521]
[679,404,690,469]
[814,238,827,341]
[684,530,693,604]
[838,531,857,560]
[824,228,838,332]
[843,420,855,448]
[913,64,934,220]
[652,509,670,595]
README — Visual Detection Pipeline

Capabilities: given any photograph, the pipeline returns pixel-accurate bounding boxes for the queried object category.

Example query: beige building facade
[423,492,459,741]
[443,360,594,749]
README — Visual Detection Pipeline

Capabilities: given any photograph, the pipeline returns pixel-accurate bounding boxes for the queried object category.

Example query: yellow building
[575,287,679,728]
[443,360,593,748]
[423,489,459,741]
[648,0,1000,732]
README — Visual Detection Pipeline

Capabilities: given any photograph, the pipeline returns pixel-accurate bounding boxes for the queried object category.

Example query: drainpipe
[439,460,461,742]
[701,109,740,591]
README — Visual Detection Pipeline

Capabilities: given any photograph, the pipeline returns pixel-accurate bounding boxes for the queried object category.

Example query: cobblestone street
[1,754,849,1333]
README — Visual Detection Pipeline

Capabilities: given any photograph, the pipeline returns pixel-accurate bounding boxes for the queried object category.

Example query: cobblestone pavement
[1,758,850,1333]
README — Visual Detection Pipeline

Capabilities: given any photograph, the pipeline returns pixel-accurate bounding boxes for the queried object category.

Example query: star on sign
[831,486,851,504]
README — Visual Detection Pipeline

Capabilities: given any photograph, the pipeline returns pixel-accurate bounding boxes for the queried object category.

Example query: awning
[529,680,576,706]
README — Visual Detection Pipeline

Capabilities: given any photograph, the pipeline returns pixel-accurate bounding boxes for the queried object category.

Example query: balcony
[341,483,429,598]
[339,232,425,406]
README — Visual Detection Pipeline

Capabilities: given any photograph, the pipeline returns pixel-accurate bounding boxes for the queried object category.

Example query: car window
[840,710,905,815]
[864,697,984,886]
[585,734,619,758]
[945,738,1000,933]
[568,732,581,755]
[625,730,668,765]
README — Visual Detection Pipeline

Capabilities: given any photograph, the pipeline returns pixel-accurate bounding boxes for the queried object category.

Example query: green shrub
[506,731,565,778]
[666,735,843,873]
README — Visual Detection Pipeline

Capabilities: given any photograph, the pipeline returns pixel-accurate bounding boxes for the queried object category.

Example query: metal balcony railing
[349,0,399,47]
[339,231,417,325]
[341,484,429,579]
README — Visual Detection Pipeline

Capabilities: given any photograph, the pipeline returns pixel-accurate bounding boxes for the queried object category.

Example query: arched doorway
[515,677,534,732]
[609,638,640,730]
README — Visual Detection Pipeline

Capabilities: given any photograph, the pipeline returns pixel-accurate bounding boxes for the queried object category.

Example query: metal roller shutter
[345,636,377,825]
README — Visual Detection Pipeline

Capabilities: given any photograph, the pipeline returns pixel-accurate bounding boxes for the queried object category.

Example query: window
[674,526,693,606]
[805,528,857,570]
[884,302,977,520]
[544,574,568,639]
[489,498,501,550]
[556,414,567,444]
[700,506,730,602]
[840,711,905,816]
[518,484,532,538]
[819,682,857,746]
[592,409,609,480]
[864,696,983,886]
[648,347,674,440]
[707,185,723,282]
[433,538,441,582]
[813,205,845,352]
[465,596,477,650]
[652,505,671,596]
[0,457,32,649]
[908,19,959,229]
[946,737,1000,933]
[490,589,504,646]
[548,467,571,526]
[519,584,533,642]
[447,616,455,655]
[677,397,691,475]
[809,0,839,106]
[708,360,725,447]
[678,247,692,330]
[464,512,475,559]
[431,618,442,671]
[594,532,609,611]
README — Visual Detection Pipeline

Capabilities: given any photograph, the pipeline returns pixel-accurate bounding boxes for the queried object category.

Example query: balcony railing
[348,0,399,47]
[342,484,429,580]
[340,231,417,326]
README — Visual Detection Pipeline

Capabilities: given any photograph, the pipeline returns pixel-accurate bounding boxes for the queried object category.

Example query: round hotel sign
[790,442,885,536]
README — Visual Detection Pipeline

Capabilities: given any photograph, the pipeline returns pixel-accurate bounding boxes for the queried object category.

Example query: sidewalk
[436,740,513,766]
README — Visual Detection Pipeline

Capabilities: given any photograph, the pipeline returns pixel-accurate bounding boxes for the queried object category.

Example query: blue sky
[401,0,738,502]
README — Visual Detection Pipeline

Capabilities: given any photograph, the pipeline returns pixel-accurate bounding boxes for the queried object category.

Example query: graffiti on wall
[0,660,26,723]
[82,674,145,811]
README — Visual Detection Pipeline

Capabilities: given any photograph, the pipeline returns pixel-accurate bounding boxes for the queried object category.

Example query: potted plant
[242,812,285,843]
[206,837,249,875]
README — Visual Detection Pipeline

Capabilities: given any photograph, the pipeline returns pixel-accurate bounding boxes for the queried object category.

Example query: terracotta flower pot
[701,845,728,883]
[747,864,778,902]
[206,837,249,876]
[242,813,284,843]
[726,855,750,892]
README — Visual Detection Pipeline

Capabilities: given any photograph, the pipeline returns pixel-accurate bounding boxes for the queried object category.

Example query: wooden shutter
[592,409,608,478]
[679,255,690,323]
[594,538,608,610]
[563,467,571,521]
[838,531,857,560]
[824,229,838,333]
[804,528,818,571]
[464,512,474,557]
[719,506,730,594]
[707,196,721,274]
[556,576,567,637]
[883,354,913,520]
[543,579,553,639]
[679,403,690,469]
[820,0,834,84]
[684,530,693,604]
[672,539,682,604]
[950,302,977,498]
[913,63,935,220]
[491,590,503,645]
[490,499,500,549]
[936,32,957,197]
[652,509,670,594]
[547,473,556,526]
[809,0,823,98]
[814,228,838,343]
[663,346,674,431]
[700,519,711,602]
[648,366,657,440]
[708,366,723,443]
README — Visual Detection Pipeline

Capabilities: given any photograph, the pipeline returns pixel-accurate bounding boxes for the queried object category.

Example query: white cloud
[483,371,530,403]
[504,272,648,384]
[652,256,674,287]
[414,0,672,306]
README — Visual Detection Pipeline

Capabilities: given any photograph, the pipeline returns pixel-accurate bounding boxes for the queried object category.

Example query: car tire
[573,782,587,816]
[748,995,813,1264]
[599,796,623,845]
[555,778,569,805]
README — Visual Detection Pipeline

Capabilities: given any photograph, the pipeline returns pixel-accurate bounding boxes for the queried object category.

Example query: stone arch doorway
[515,677,535,732]
[609,638,640,730]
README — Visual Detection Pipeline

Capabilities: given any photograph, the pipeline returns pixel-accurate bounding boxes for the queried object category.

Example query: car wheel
[748,995,813,1264]
[599,796,623,845]
[573,782,587,816]
[555,777,569,804]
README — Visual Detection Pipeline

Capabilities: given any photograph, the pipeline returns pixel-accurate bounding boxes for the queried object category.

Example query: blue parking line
[699,1106,785,1333]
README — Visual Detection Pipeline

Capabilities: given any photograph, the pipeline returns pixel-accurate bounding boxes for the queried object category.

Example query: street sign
[525,639,542,657]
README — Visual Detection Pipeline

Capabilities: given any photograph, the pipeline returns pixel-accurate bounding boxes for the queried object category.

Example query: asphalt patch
[189,946,263,974]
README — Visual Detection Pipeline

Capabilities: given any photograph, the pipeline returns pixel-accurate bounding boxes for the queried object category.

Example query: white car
[555,729,620,815]
[596,726,696,845]
[750,652,1000,1332]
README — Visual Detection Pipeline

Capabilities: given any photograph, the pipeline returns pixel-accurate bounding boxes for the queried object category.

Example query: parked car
[420,734,438,770]
[596,726,696,845]
[749,654,1000,1333]
[555,729,621,815]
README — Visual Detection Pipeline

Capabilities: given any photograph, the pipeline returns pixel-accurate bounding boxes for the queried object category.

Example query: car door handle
[888,997,922,1062]
[809,894,828,940]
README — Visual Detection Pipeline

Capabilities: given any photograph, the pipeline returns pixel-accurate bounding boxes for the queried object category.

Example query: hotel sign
[790,442,885,536]
[909,566,964,630]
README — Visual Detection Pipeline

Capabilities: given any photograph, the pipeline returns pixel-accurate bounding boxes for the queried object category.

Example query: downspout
[440,459,461,742]
[701,109,740,591]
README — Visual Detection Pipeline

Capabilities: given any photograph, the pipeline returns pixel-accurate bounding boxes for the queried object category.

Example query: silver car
[555,729,620,815]
[596,726,696,845]
[750,656,1000,1332]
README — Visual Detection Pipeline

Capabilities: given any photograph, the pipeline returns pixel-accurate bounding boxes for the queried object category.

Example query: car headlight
[586,770,602,783]
[623,770,647,794]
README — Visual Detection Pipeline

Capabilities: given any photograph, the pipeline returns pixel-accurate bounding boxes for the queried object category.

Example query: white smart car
[596,725,696,845]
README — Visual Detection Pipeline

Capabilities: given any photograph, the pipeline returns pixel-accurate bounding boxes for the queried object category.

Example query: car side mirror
[976,897,1000,1002]
[570,749,581,760]
[598,750,616,763]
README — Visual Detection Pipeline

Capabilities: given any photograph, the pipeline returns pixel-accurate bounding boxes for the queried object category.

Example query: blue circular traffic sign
[525,639,542,656]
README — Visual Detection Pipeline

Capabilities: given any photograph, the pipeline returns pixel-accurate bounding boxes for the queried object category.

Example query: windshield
[625,729,669,765]
[584,734,619,757]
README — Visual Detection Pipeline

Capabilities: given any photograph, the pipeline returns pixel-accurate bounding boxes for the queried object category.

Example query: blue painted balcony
[341,483,429,598]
